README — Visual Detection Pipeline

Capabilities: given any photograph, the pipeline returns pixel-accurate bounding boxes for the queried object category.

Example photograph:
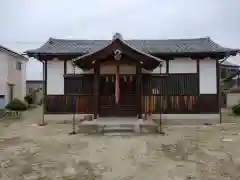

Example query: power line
[0,40,45,44]
[16,41,44,44]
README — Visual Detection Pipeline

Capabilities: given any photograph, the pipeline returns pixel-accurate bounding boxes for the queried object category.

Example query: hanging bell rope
[69,60,77,135]
[159,62,165,135]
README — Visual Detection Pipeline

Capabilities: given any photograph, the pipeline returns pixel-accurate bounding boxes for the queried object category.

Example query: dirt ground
[1,108,240,180]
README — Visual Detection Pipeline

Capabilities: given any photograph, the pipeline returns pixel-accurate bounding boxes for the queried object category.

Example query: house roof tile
[26,37,239,55]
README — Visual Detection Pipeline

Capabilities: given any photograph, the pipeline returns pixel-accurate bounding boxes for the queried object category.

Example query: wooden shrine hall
[25,33,239,120]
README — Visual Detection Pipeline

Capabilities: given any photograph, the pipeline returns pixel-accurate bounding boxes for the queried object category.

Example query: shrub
[232,102,240,115]
[6,98,28,111]
[24,94,33,104]
[0,108,6,113]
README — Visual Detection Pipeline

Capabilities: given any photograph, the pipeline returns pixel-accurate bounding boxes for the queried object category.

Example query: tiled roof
[26,37,239,55]
[221,60,239,67]
[0,45,28,60]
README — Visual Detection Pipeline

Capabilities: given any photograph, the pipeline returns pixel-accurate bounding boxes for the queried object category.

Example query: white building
[0,45,28,108]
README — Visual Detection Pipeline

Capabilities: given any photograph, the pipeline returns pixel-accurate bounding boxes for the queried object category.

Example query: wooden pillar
[63,60,67,113]
[136,64,142,119]
[39,59,47,125]
[64,60,67,74]
[43,60,47,114]
[166,59,169,74]
[216,59,220,113]
[94,63,100,119]
[196,59,200,95]
[165,59,170,113]
[196,59,200,114]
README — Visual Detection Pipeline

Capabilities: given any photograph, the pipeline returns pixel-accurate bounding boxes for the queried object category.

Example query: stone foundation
[44,114,92,124]
[77,124,102,134]
[151,114,220,125]
[139,124,158,133]
[44,113,221,126]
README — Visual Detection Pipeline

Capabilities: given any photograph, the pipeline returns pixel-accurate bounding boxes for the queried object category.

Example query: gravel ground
[1,108,240,180]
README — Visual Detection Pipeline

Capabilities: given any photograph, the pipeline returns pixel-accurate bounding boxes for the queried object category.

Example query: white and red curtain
[115,66,120,104]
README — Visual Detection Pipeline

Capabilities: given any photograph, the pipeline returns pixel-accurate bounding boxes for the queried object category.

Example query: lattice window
[64,75,94,95]
[142,74,198,95]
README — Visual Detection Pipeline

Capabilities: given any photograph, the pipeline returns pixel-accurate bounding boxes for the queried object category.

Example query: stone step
[102,125,135,133]
[103,132,136,136]
[103,128,134,133]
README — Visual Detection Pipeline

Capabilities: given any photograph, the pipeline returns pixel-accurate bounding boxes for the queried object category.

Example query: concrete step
[104,132,136,136]
[102,125,135,133]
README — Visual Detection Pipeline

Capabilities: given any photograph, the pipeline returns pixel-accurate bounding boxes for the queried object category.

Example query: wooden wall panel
[45,95,94,114]
[141,94,218,114]
[45,74,219,114]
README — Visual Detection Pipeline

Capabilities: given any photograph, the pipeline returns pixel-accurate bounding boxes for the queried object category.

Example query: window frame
[16,61,22,71]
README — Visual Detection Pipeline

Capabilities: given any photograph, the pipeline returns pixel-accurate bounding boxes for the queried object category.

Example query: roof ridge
[127,37,210,41]
[49,37,211,42]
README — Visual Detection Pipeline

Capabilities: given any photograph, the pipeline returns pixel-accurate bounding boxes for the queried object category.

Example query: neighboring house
[222,70,240,89]
[220,60,239,79]
[26,80,43,104]
[219,62,240,108]
[26,33,239,123]
[26,80,43,95]
[0,45,28,108]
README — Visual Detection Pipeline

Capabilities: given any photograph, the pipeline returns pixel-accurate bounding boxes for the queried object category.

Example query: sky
[0,0,240,80]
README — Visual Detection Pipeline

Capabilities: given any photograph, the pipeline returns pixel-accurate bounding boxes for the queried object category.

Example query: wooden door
[99,75,116,116]
[118,75,137,116]
[8,84,14,102]
[99,75,137,117]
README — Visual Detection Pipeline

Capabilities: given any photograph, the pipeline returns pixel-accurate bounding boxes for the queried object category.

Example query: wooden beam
[166,59,169,74]
[64,60,67,75]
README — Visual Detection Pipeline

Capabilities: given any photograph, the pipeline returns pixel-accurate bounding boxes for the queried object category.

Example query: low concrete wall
[151,114,220,125]
[44,113,220,125]
[227,93,240,108]
[44,114,91,124]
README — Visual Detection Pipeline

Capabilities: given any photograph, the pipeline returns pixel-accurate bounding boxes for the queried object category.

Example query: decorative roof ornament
[71,59,76,66]
[159,62,163,68]
[114,49,122,60]
[112,33,123,40]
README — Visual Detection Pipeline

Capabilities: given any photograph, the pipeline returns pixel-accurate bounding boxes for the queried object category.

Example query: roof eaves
[24,37,54,55]
[208,38,240,54]
[24,36,240,58]
[221,61,240,67]
[0,45,28,61]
